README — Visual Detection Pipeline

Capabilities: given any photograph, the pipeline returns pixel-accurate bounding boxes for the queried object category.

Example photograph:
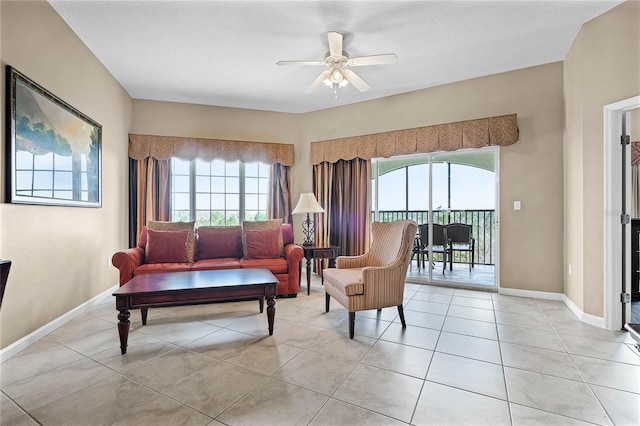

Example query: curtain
[313,159,371,257]
[310,114,518,165]
[633,166,639,219]
[128,159,137,247]
[129,157,170,247]
[268,163,293,222]
[128,134,294,166]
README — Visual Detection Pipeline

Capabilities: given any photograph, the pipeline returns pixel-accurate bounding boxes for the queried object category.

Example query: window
[372,149,498,288]
[15,151,92,201]
[170,158,270,226]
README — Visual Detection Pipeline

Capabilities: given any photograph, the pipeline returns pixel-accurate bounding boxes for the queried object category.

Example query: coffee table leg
[259,296,264,313]
[141,307,148,325]
[117,309,130,354]
[266,296,275,335]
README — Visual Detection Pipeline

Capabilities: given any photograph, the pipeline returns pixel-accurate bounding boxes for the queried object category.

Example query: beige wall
[135,63,566,295]
[564,0,640,317]
[131,100,300,145]
[0,1,132,349]
[298,63,565,294]
[0,1,577,349]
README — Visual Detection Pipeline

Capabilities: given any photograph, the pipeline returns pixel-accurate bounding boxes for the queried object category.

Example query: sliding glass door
[372,147,498,289]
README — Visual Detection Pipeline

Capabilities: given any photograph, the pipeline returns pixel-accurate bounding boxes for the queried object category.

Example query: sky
[375,163,495,211]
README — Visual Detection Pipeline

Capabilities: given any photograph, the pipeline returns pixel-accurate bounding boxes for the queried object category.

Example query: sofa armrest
[284,243,304,289]
[112,247,144,286]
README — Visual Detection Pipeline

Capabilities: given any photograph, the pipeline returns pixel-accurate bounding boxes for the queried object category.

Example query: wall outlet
[568,264,572,276]
[513,200,521,210]
[106,257,111,268]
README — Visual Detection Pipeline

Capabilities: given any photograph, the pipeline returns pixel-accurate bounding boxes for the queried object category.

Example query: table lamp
[291,192,325,246]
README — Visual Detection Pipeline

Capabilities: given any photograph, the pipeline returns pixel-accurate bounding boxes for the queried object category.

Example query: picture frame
[5,66,102,207]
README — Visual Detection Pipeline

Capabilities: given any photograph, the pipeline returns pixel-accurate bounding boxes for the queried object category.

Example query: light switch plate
[514,201,521,210]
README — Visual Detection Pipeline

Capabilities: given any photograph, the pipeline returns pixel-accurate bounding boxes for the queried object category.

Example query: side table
[301,245,340,295]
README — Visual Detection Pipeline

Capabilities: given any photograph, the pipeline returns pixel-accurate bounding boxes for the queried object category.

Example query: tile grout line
[537,299,616,426]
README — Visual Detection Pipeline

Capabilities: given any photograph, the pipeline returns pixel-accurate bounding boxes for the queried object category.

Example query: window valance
[128,134,295,166]
[310,113,518,165]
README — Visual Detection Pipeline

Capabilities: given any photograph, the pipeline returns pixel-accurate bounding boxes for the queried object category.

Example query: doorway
[372,147,499,290]
[604,95,640,330]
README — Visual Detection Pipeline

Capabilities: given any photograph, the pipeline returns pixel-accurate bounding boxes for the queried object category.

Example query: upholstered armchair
[323,220,418,339]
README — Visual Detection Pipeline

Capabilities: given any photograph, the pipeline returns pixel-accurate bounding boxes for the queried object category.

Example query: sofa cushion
[241,258,288,274]
[134,262,192,274]
[145,230,190,264]
[148,220,196,263]
[191,258,242,270]
[245,229,281,259]
[197,226,242,260]
[242,219,283,257]
[323,268,365,296]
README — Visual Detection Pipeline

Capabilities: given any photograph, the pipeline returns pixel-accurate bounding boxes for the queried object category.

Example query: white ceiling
[48,0,623,114]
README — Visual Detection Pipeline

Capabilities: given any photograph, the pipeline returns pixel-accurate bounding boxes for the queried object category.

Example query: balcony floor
[407,260,495,288]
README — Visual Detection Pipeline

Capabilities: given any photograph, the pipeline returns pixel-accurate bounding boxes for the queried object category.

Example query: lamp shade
[291,192,325,214]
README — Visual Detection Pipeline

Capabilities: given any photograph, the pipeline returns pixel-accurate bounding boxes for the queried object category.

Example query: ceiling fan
[277,31,397,93]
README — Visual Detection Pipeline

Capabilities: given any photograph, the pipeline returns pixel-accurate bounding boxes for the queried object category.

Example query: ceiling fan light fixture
[323,70,348,88]
[330,69,344,83]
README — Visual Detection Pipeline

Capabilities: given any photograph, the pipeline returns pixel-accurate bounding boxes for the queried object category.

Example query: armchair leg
[325,293,330,312]
[349,312,355,339]
[397,305,406,328]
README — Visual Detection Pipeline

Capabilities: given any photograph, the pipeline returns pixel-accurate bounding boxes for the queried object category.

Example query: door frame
[604,95,640,330]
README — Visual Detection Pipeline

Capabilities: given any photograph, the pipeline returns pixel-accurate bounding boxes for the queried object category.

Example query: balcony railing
[375,210,496,265]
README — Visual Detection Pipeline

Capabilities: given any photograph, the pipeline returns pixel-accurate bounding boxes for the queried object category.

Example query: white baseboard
[498,287,564,301]
[0,284,118,363]
[563,294,606,328]
[498,287,606,328]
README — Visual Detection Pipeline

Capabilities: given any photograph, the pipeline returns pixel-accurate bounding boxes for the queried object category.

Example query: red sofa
[112,223,304,296]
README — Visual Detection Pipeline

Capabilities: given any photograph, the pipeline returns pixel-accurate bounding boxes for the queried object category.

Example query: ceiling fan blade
[277,60,326,66]
[305,70,331,93]
[328,31,343,58]
[342,69,370,92]
[348,53,397,66]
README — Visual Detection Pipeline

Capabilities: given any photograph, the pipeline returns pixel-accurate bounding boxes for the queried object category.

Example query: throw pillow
[245,229,281,259]
[137,226,148,248]
[242,219,283,257]
[197,226,242,259]
[145,230,189,263]
[147,220,196,263]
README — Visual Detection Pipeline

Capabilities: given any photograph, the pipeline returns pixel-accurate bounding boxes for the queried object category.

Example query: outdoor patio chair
[444,223,475,271]
[414,224,448,274]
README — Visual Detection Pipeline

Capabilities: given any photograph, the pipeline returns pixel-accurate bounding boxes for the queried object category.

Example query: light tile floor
[2,273,640,425]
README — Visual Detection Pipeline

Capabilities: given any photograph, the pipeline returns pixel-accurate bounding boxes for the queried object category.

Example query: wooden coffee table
[113,268,278,354]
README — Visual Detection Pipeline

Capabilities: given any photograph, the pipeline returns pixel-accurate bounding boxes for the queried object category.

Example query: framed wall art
[5,66,102,207]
